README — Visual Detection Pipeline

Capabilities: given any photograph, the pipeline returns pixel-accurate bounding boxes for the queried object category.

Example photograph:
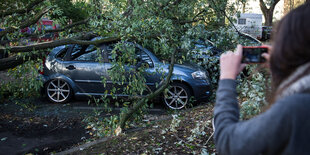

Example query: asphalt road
[0,97,167,154]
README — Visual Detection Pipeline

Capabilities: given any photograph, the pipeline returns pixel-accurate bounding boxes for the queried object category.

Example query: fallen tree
[0,0,245,133]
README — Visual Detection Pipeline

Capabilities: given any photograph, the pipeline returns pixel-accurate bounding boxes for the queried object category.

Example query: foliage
[0,57,43,102]
[89,0,217,131]
[238,66,271,119]
[50,0,90,22]
[0,0,270,138]
[184,25,269,119]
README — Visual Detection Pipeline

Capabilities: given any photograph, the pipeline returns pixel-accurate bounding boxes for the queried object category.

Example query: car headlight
[191,71,207,79]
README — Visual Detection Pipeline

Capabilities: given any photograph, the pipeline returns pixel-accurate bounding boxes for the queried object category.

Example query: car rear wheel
[164,83,191,110]
[46,79,72,103]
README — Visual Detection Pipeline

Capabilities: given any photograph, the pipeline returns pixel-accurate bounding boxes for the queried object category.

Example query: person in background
[213,2,310,155]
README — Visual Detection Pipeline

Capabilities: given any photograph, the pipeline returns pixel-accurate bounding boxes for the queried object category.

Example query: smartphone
[242,46,268,63]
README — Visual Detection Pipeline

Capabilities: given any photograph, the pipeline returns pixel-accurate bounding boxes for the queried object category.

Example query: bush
[0,60,43,102]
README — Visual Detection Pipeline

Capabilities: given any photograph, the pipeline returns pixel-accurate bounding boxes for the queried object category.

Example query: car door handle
[66,65,76,70]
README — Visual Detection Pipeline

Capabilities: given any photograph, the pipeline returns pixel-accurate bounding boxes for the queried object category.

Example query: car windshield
[193,44,213,53]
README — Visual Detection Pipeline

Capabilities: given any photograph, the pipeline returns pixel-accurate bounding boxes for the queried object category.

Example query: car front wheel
[164,83,191,110]
[46,79,72,103]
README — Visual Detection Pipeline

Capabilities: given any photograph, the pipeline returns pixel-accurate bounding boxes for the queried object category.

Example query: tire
[163,83,192,110]
[45,79,72,103]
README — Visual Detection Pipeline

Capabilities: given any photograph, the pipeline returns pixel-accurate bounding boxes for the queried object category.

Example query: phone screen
[242,47,268,63]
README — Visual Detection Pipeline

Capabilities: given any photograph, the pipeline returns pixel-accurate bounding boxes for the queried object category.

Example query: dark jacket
[214,79,310,155]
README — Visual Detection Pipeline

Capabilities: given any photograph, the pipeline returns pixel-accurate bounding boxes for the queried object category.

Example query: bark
[119,50,176,130]
[0,8,50,37]
[0,54,41,71]
[0,34,119,54]
[0,0,45,17]
[0,34,121,71]
[0,17,92,45]
[259,0,281,26]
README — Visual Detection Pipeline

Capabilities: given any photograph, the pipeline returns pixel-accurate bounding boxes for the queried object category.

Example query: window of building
[238,18,246,25]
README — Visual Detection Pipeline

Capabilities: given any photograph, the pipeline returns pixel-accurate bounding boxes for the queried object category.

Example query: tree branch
[119,50,176,130]
[0,0,45,17]
[0,34,119,54]
[0,18,91,45]
[209,0,240,33]
[193,9,207,21]
[259,0,268,17]
[176,18,205,24]
[0,7,50,37]
[0,53,41,71]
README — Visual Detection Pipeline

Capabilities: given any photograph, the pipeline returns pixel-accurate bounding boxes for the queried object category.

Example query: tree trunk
[259,0,280,26]
[265,8,275,26]
[0,54,41,71]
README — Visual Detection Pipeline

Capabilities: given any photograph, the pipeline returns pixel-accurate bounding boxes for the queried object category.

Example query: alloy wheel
[164,85,189,110]
[46,79,71,103]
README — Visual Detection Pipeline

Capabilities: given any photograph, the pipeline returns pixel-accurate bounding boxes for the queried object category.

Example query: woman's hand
[262,45,272,68]
[220,45,246,80]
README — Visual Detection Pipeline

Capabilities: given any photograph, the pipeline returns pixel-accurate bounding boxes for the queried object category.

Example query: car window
[71,45,83,57]
[106,44,115,61]
[71,45,101,62]
[194,44,212,53]
[106,44,136,64]
[56,46,71,60]
[74,50,98,61]
[106,44,154,67]
[135,47,154,67]
[195,44,206,49]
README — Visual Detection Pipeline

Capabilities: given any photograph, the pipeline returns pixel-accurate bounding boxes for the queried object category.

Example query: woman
[214,2,310,155]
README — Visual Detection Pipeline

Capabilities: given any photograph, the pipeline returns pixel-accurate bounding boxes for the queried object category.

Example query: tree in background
[259,0,281,26]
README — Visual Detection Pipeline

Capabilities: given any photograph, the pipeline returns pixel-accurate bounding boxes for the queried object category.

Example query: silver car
[39,40,212,109]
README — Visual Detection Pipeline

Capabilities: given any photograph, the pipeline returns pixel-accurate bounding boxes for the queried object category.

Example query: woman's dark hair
[270,2,310,94]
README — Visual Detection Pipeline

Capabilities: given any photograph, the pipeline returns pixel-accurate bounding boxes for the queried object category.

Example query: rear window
[55,46,70,60]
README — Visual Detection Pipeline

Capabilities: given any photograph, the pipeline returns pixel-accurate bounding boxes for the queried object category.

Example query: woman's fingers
[262,53,270,61]
[220,44,246,80]
[262,45,271,68]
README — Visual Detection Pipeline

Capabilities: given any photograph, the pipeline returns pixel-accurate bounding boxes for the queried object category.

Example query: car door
[103,43,164,96]
[61,44,107,95]
[103,43,129,96]
[135,47,163,93]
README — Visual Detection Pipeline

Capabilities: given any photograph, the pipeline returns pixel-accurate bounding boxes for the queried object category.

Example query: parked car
[189,39,223,60]
[39,38,212,109]
[21,18,59,42]
[260,26,272,41]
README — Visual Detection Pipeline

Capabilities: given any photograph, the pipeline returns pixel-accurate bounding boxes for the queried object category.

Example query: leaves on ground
[77,104,216,154]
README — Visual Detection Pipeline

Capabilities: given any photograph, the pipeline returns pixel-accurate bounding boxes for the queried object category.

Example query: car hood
[156,61,204,73]
[174,62,203,72]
